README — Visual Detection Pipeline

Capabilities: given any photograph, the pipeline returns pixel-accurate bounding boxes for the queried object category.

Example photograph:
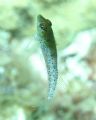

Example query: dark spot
[39,23,47,31]
[46,19,52,26]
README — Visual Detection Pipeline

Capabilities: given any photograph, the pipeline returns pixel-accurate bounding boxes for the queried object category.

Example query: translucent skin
[37,15,58,100]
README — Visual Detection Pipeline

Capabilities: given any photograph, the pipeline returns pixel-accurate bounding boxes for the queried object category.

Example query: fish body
[37,15,58,100]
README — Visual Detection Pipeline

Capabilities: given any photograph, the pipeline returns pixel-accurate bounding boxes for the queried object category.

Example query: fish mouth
[37,15,52,27]
[37,14,46,22]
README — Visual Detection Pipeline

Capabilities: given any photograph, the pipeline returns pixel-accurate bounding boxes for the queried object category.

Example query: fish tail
[48,76,57,100]
[48,88,55,100]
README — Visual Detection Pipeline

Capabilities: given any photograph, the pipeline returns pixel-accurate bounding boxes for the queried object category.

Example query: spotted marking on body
[37,15,58,100]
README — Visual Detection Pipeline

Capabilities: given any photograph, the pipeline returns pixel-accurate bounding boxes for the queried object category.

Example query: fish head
[37,15,52,38]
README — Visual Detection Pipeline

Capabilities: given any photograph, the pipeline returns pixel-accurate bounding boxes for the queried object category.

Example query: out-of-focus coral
[0,0,96,120]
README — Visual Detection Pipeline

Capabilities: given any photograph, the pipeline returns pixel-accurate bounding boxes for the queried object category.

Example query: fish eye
[39,23,47,31]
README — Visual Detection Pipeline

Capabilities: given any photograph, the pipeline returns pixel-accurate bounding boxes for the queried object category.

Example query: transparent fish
[37,15,58,100]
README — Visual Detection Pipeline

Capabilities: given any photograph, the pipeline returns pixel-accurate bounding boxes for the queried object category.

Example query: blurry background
[0,0,96,120]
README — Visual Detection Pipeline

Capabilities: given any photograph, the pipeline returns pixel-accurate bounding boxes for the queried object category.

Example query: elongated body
[37,15,58,100]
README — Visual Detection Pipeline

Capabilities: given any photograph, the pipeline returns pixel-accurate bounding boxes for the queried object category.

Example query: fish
[37,15,58,100]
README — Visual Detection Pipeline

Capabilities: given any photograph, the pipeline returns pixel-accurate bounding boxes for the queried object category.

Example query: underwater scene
[0,0,96,120]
